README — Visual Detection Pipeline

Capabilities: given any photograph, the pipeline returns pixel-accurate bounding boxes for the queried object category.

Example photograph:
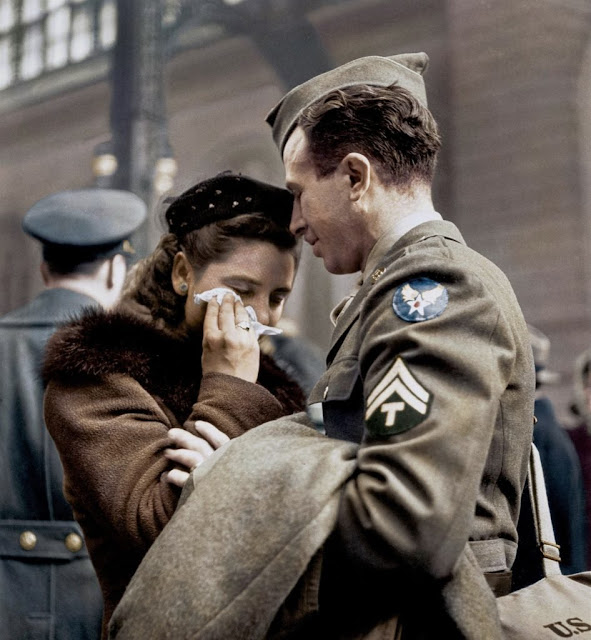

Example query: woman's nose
[251,302,270,327]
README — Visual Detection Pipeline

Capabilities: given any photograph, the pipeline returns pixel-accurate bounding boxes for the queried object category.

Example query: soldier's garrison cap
[165,171,293,235]
[266,52,430,153]
[23,188,147,262]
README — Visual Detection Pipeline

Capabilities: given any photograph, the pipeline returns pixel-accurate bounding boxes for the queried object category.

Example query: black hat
[23,188,147,262]
[165,172,293,236]
[266,52,430,153]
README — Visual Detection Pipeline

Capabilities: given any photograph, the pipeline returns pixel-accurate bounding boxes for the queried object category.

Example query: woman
[42,172,306,638]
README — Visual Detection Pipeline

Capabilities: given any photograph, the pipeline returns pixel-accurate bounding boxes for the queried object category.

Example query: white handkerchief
[192,287,282,339]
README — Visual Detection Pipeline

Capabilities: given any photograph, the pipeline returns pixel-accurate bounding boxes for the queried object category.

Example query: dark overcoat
[0,288,103,640]
[533,396,587,574]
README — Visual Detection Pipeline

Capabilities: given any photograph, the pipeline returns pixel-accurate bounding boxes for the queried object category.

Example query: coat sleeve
[44,371,292,555]
[333,253,520,580]
[44,374,178,554]
[187,372,287,439]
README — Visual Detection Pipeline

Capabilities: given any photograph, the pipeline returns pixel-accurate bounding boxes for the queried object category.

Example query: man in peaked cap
[265,53,536,636]
[0,188,146,639]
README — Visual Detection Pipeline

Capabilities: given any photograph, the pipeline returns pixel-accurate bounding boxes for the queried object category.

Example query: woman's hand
[201,293,260,383]
[164,422,230,488]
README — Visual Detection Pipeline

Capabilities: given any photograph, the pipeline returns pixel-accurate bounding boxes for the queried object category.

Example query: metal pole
[102,0,172,256]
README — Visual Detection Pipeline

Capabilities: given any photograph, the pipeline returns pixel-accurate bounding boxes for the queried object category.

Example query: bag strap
[528,444,562,576]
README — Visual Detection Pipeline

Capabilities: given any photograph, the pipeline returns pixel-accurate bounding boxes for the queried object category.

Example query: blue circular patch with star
[392,277,448,322]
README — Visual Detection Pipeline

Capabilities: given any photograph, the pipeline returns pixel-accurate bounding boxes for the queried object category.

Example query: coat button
[323,385,329,400]
[20,531,37,551]
[64,533,83,553]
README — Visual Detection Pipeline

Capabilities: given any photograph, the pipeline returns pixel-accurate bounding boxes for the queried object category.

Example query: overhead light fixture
[154,155,178,195]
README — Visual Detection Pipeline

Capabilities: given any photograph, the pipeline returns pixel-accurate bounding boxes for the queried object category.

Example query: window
[0,0,116,88]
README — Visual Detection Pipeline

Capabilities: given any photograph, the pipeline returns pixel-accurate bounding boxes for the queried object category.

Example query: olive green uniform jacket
[309,219,535,635]
[42,308,306,639]
[109,420,511,640]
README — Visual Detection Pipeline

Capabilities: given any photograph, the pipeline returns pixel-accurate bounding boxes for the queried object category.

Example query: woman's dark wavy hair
[120,213,299,332]
[298,83,441,190]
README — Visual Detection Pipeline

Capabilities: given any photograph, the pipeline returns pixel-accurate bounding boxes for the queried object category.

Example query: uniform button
[64,533,83,553]
[323,385,329,400]
[20,531,37,551]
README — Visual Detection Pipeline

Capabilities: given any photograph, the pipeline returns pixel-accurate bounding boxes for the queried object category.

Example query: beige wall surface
[1,0,591,421]
[447,0,591,422]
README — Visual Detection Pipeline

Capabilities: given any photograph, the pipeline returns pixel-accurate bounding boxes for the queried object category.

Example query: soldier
[263,52,536,636]
[0,188,146,639]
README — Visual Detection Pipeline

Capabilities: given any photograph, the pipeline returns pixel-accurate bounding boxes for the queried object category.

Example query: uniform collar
[390,218,466,253]
[0,288,99,326]
[326,218,465,362]
[362,210,444,283]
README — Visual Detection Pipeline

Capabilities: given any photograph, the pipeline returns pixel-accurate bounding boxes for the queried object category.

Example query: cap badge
[122,240,135,254]
[393,277,448,322]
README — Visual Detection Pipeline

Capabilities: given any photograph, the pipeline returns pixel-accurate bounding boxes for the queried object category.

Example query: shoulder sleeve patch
[365,357,432,436]
[392,277,448,322]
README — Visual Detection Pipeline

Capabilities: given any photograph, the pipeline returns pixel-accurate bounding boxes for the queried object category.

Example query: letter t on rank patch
[365,358,432,436]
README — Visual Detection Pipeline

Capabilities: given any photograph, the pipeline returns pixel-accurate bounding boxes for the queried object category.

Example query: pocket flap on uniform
[308,357,359,404]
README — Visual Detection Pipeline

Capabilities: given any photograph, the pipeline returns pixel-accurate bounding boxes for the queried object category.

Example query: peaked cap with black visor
[23,188,147,265]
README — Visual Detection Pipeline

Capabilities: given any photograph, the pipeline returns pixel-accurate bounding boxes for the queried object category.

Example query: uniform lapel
[325,220,465,365]
[326,286,364,365]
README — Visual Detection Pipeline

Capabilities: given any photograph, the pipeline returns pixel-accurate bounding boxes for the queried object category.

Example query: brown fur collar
[43,308,306,421]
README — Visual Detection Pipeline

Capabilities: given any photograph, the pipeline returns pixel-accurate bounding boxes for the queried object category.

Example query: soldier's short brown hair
[298,83,441,190]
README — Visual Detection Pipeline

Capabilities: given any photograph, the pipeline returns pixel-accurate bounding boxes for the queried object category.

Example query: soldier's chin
[323,256,353,275]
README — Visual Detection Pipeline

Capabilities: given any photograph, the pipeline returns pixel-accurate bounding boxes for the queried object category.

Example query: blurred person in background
[568,347,591,569]
[261,317,325,398]
[0,188,146,639]
[528,324,586,574]
[42,173,306,639]
[261,317,326,430]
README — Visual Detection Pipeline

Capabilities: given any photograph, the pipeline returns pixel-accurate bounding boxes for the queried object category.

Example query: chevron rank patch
[392,277,448,322]
[365,357,432,436]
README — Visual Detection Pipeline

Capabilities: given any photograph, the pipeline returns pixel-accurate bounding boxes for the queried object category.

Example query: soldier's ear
[341,152,371,201]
